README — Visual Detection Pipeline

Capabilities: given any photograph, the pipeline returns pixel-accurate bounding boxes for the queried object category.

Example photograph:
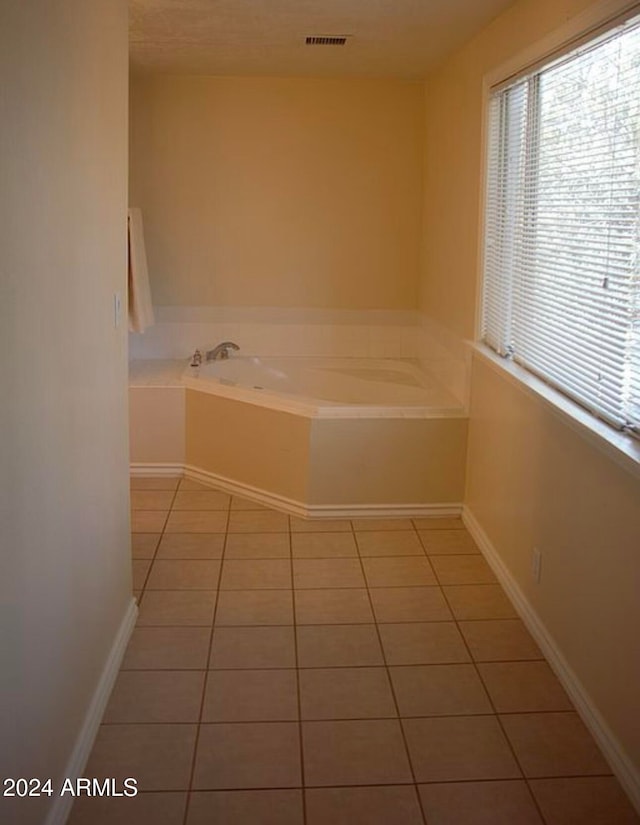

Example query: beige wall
[419,0,640,790]
[130,75,424,310]
[309,418,467,506]
[466,355,640,778]
[0,2,130,823]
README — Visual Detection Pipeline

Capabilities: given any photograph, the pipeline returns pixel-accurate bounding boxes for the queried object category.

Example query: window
[482,16,640,434]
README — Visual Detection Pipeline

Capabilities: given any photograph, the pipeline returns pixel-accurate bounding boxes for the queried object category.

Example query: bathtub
[182,356,464,419]
[130,355,469,515]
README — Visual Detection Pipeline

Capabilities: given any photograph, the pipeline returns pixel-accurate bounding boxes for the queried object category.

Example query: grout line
[128,616,538,632]
[124,771,620,796]
[289,519,308,825]
[100,708,595,726]
[437,582,551,825]
[349,519,430,825]
[180,491,231,825]
[135,486,182,598]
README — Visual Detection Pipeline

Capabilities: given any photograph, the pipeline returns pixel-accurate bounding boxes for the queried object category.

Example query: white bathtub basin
[183,356,463,419]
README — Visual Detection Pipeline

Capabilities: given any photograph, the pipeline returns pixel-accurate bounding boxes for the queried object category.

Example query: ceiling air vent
[305,35,349,46]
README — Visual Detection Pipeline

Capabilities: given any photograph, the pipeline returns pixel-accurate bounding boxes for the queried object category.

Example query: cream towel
[127,207,155,333]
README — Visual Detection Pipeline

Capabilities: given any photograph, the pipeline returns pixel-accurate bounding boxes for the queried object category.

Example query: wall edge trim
[130,462,462,518]
[462,505,640,814]
[44,598,138,825]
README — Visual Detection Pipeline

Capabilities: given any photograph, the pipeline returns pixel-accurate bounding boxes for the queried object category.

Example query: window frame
[475,0,640,475]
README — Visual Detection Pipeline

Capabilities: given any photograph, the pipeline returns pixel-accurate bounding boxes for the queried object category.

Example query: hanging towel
[127,207,155,333]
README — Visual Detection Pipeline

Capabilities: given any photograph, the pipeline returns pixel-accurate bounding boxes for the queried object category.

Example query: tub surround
[129,306,470,408]
[186,390,311,506]
[129,360,185,468]
[308,417,467,508]
[128,306,422,361]
[129,385,185,466]
[186,390,467,514]
[129,358,184,386]
[129,356,467,516]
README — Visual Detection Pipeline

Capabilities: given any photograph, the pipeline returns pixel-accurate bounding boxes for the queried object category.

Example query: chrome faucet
[206,341,240,361]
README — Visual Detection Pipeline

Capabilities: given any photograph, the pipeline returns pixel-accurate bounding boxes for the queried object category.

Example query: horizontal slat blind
[482,17,640,433]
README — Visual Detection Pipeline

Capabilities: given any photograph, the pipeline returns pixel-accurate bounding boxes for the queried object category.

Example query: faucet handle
[190,349,202,367]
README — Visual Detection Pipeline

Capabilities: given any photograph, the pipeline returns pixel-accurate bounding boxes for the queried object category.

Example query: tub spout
[206,341,240,361]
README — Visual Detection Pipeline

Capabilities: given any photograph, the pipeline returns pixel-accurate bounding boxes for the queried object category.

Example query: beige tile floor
[69,476,640,825]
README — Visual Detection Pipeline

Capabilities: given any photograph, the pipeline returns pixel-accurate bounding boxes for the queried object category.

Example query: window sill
[471,343,640,481]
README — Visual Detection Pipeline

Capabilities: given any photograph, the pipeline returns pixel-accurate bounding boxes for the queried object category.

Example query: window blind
[482,17,640,433]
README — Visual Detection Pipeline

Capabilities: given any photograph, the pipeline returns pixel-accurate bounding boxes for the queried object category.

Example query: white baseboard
[44,598,138,825]
[184,464,311,516]
[305,503,462,518]
[462,506,640,814]
[129,462,184,477]
[130,461,462,519]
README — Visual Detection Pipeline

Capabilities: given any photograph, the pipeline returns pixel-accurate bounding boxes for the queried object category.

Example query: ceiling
[130,0,516,78]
